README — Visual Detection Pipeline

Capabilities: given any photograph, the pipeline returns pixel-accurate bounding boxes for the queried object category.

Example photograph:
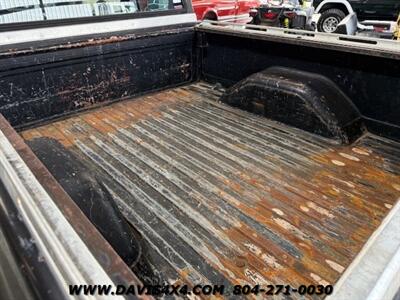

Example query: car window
[0,0,184,25]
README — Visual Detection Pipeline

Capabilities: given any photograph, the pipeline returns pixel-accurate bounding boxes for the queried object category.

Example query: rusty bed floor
[21,82,400,298]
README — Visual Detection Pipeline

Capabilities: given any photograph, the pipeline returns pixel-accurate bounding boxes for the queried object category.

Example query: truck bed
[21,82,400,294]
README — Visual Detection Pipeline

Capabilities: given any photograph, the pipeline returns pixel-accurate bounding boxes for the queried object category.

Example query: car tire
[203,12,217,21]
[317,9,346,33]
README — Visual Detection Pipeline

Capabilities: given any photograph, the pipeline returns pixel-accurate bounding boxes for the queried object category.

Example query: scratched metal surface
[21,82,400,299]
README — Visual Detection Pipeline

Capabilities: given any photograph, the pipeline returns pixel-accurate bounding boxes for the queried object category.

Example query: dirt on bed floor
[21,82,400,299]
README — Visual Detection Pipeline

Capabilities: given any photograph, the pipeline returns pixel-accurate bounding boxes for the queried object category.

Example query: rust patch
[1,28,193,58]
[0,114,148,296]
[19,82,400,299]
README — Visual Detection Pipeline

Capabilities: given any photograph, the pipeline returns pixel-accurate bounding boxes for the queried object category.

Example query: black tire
[317,8,346,33]
[203,12,217,21]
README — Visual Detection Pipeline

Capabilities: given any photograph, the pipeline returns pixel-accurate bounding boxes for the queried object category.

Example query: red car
[193,0,260,23]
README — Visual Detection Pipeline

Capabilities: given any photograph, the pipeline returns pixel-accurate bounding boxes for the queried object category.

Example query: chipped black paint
[21,83,400,295]
[27,137,143,267]
[0,28,194,128]
[200,31,400,141]
[220,67,365,144]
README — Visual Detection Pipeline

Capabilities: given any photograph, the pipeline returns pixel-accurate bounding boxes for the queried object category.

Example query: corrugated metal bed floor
[21,82,400,298]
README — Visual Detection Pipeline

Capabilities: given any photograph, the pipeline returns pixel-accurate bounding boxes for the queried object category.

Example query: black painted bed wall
[0,25,399,141]
[0,26,195,129]
[200,32,400,141]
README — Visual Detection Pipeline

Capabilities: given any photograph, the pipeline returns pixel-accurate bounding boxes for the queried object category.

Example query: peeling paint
[244,268,269,286]
[261,254,283,270]
[393,184,400,192]
[339,152,360,162]
[272,208,284,216]
[325,259,345,273]
[310,273,330,286]
[385,203,393,209]
[307,202,334,218]
[300,206,310,212]
[352,147,370,156]
[244,242,262,256]
[21,82,400,297]
[331,160,346,166]
[272,218,307,240]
